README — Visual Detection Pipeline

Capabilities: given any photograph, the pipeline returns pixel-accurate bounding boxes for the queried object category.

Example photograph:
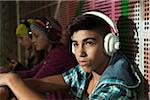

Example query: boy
[0,11,146,100]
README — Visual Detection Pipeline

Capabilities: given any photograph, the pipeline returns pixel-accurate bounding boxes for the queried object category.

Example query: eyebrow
[83,38,96,42]
[72,37,96,43]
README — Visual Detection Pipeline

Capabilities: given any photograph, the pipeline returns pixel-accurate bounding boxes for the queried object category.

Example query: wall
[0,1,17,66]
[0,0,149,97]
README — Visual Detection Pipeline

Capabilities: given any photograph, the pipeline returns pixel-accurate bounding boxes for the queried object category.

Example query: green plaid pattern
[63,65,136,100]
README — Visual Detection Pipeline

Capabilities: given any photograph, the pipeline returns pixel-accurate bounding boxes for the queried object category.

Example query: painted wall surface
[0,0,149,97]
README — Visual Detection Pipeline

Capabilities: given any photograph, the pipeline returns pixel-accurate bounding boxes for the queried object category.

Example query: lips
[34,43,38,47]
[79,61,88,66]
[34,44,39,50]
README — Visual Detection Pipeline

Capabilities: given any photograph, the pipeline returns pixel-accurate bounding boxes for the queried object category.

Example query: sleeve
[62,66,79,98]
[16,63,41,78]
[62,67,76,86]
[13,63,28,71]
[91,84,133,100]
[35,46,76,78]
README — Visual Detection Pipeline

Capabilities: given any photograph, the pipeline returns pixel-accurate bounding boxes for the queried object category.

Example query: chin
[82,66,92,73]
[36,47,41,51]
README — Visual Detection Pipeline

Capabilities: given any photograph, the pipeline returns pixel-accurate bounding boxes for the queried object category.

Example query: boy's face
[72,30,108,73]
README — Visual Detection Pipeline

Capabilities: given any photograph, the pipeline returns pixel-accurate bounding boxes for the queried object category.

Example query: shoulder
[99,51,140,91]
[90,79,136,99]
[110,51,130,67]
[51,43,67,53]
[62,65,86,86]
[46,43,71,59]
[62,65,82,81]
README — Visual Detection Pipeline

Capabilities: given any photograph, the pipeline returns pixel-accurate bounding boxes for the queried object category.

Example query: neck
[87,71,100,95]
[44,44,53,57]
[47,44,53,52]
[91,71,100,81]
[96,56,110,75]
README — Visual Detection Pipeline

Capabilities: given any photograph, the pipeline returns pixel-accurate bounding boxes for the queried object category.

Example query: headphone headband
[83,11,118,34]
[19,19,32,38]
[20,20,30,29]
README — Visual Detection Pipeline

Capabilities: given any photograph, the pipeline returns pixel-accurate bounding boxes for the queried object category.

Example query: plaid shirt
[62,52,139,100]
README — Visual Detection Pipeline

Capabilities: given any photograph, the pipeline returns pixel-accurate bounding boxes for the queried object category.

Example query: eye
[72,42,79,47]
[85,41,95,46]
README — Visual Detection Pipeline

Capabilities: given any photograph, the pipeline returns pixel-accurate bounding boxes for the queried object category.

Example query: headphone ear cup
[104,33,120,56]
[104,33,112,56]
[28,31,32,38]
[72,44,75,54]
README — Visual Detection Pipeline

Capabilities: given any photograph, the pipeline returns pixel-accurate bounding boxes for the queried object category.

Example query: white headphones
[72,11,120,56]
[86,11,120,56]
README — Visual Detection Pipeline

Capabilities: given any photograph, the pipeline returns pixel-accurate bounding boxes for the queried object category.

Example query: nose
[76,45,87,57]
[18,38,22,44]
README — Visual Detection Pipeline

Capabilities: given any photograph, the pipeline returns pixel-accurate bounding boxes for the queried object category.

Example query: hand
[8,59,19,69]
[0,66,12,73]
[0,72,17,86]
[0,86,9,100]
[0,73,9,86]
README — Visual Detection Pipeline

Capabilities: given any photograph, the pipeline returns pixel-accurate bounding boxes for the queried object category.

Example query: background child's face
[72,30,108,72]
[17,35,32,49]
[31,29,50,51]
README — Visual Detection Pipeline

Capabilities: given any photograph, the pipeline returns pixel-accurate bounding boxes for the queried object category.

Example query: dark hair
[35,17,62,42]
[68,14,111,38]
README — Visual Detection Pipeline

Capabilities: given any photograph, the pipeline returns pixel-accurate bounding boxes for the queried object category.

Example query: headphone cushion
[104,33,119,56]
[104,33,112,55]
[72,44,75,54]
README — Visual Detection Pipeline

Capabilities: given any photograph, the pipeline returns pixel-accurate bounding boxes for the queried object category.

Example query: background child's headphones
[72,11,120,56]
[20,19,32,38]
[33,17,62,42]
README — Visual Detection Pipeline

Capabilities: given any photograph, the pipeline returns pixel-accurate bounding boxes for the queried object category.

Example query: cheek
[87,47,105,67]
[25,39,31,45]
[38,38,48,48]
[95,46,104,58]
[74,54,79,62]
[87,46,101,59]
[21,39,27,46]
